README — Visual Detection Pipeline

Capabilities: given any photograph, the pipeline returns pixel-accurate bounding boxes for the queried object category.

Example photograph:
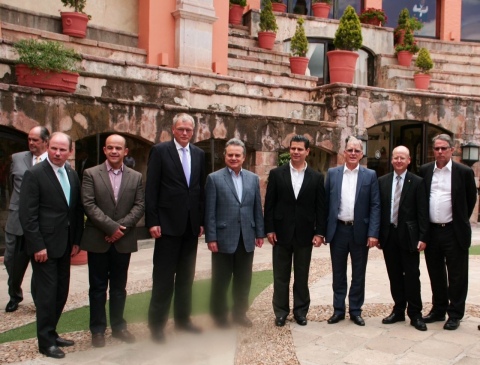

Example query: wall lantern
[461,142,479,167]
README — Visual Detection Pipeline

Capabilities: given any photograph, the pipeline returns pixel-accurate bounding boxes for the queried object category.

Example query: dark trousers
[4,232,31,303]
[148,223,198,331]
[425,224,469,319]
[272,239,312,318]
[330,224,369,316]
[382,227,422,320]
[31,246,70,349]
[210,237,254,320]
[87,245,131,335]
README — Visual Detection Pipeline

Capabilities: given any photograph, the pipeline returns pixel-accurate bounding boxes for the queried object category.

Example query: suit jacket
[419,161,477,249]
[378,171,429,251]
[145,140,205,236]
[264,164,326,246]
[325,165,381,244]
[205,167,265,253]
[19,160,84,258]
[80,163,145,254]
[5,151,33,236]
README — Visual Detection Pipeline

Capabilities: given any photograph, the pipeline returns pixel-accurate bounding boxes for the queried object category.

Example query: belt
[431,222,452,227]
[338,219,354,226]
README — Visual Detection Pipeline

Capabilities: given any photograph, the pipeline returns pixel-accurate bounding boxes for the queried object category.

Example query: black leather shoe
[5,300,19,313]
[112,329,136,343]
[175,321,202,334]
[233,315,253,328]
[350,315,365,326]
[410,318,427,331]
[151,330,166,343]
[55,337,74,347]
[91,333,105,348]
[382,312,405,324]
[294,316,307,326]
[443,318,460,330]
[39,345,65,359]
[275,316,286,327]
[327,314,345,324]
[422,311,445,323]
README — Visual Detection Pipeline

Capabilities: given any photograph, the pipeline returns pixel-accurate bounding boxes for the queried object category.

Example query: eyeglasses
[433,146,450,151]
[346,149,362,154]
[175,128,193,134]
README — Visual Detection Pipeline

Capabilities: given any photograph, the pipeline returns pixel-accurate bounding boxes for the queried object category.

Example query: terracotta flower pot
[258,31,276,50]
[16,64,78,93]
[229,4,245,25]
[327,50,359,84]
[414,73,431,89]
[289,56,309,75]
[397,50,413,67]
[361,17,382,26]
[312,3,331,18]
[272,3,287,13]
[395,29,405,46]
[61,12,89,38]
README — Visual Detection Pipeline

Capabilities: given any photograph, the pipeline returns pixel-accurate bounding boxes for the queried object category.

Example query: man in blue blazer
[145,113,205,342]
[325,137,380,326]
[205,138,265,328]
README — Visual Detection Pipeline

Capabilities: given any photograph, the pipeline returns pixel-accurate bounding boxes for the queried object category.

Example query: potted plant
[60,0,91,38]
[327,5,363,83]
[358,8,387,26]
[414,47,433,89]
[312,0,331,19]
[258,0,278,50]
[394,8,422,46]
[289,17,309,75]
[271,0,287,13]
[14,39,81,93]
[394,9,422,67]
[229,0,247,25]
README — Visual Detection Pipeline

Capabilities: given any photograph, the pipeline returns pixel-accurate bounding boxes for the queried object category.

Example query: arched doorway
[366,120,452,177]
[277,146,332,173]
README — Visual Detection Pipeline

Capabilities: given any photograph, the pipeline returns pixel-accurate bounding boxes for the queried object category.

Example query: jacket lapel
[355,166,365,203]
[297,167,312,199]
[223,168,240,203]
[117,167,131,203]
[281,165,296,199]
[22,152,33,169]
[99,164,116,204]
[42,161,68,207]
[399,172,412,206]
[168,141,189,186]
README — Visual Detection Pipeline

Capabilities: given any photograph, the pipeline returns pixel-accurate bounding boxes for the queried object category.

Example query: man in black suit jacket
[145,113,205,342]
[19,132,84,359]
[264,135,326,327]
[378,146,429,331]
[419,134,477,330]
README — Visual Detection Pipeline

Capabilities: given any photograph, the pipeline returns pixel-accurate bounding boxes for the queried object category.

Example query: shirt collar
[105,160,124,172]
[34,151,48,162]
[46,156,65,171]
[343,164,359,173]
[289,161,307,172]
[174,138,189,151]
[228,167,242,176]
[434,159,452,171]
[395,170,407,180]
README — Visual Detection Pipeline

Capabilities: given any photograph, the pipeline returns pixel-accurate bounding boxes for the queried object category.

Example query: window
[462,0,480,41]
[383,0,436,38]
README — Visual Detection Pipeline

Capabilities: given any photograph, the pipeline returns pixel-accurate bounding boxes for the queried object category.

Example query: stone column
[172,0,217,73]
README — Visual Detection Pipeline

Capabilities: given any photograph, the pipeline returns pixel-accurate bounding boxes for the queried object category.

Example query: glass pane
[353,49,368,86]
[383,0,436,37]
[308,43,326,81]
[367,123,391,177]
[334,0,361,19]
[462,0,480,41]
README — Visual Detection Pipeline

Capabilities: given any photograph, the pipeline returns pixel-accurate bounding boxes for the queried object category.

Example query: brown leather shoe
[112,329,136,343]
[91,333,105,348]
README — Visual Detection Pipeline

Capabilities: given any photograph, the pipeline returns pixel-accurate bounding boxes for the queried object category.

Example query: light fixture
[461,141,479,167]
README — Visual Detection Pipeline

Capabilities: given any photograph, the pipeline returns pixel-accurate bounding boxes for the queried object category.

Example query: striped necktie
[391,175,402,225]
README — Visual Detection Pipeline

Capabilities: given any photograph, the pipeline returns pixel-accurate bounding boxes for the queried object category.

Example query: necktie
[181,147,190,187]
[58,167,71,206]
[391,175,402,225]
[35,156,41,165]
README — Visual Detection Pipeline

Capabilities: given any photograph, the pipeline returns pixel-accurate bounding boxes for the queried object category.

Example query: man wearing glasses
[325,137,380,326]
[419,134,477,330]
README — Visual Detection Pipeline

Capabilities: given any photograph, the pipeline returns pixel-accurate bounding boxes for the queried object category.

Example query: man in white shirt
[419,134,477,330]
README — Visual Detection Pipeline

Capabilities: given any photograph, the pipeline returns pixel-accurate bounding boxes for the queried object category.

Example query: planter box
[61,12,89,38]
[16,64,78,93]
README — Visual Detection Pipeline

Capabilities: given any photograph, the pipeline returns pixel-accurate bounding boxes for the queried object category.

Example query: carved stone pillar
[172,0,217,73]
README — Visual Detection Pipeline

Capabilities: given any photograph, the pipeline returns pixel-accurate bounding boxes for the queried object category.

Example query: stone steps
[380,65,480,86]
[388,76,480,95]
[416,38,480,57]
[228,65,319,88]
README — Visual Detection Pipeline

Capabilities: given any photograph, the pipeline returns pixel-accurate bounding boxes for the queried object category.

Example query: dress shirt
[289,161,307,199]
[338,164,359,221]
[429,159,453,223]
[33,151,48,165]
[105,160,124,202]
[228,167,243,201]
[390,170,407,222]
[174,139,191,178]
[46,157,70,190]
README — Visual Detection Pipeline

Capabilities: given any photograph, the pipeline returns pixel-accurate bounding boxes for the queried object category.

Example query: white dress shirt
[290,161,307,199]
[174,139,191,176]
[429,159,453,223]
[338,164,359,221]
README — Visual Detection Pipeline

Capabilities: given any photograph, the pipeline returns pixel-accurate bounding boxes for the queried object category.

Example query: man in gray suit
[205,138,264,328]
[4,126,50,312]
[81,134,145,347]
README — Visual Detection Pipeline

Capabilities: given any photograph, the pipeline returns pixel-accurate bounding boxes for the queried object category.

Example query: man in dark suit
[4,126,49,313]
[145,113,205,342]
[264,135,326,327]
[205,138,264,328]
[81,134,145,348]
[19,132,84,359]
[325,137,380,326]
[378,146,429,331]
[419,134,477,330]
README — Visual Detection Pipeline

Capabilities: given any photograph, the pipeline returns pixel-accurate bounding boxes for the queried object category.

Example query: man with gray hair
[205,138,265,328]
[419,134,477,330]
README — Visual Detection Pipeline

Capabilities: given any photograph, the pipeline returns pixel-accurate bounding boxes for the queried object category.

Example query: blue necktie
[58,167,70,206]
[181,147,190,187]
